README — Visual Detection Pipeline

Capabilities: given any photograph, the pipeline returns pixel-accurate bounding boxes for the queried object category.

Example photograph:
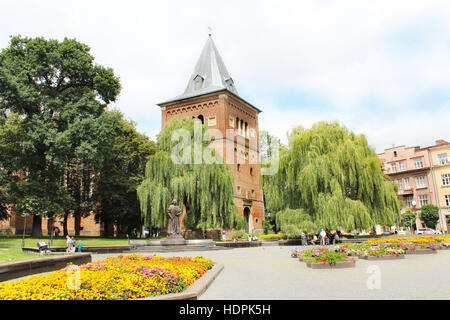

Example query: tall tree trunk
[63,210,69,236]
[75,214,81,236]
[31,214,43,237]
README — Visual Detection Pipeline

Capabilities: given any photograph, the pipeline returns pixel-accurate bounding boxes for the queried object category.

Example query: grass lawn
[0,235,129,248]
[0,248,46,264]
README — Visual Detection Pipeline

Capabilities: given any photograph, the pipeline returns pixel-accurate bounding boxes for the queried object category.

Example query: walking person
[66,235,72,252]
[320,229,326,246]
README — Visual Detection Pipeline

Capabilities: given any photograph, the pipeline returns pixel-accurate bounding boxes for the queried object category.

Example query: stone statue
[167,199,182,236]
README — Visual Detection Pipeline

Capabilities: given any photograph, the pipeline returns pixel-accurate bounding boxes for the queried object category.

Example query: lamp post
[411,201,417,234]
[49,216,54,247]
[21,213,29,248]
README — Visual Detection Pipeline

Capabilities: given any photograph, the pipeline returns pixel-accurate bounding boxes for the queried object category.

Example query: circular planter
[405,249,438,254]
[306,260,356,269]
[360,254,405,260]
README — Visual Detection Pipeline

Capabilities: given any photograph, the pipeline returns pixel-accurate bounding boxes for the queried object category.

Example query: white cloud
[1,0,449,149]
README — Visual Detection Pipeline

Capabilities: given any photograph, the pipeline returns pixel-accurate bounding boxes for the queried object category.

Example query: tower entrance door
[244,207,251,233]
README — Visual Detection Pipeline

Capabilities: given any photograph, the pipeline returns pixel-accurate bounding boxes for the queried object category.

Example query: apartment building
[378,139,449,232]
[427,140,450,232]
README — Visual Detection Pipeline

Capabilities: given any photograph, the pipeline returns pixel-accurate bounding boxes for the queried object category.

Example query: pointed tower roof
[159,35,240,103]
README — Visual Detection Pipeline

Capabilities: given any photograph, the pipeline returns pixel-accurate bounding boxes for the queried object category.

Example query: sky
[1,0,449,153]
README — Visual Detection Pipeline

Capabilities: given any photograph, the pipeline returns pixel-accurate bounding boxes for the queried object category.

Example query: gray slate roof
[159,35,239,104]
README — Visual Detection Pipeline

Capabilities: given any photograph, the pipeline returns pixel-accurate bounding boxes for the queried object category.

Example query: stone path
[92,246,450,300]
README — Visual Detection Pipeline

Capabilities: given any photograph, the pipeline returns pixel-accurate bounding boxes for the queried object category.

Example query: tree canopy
[263,121,400,233]
[420,204,440,229]
[95,110,157,236]
[0,35,121,236]
[137,117,244,232]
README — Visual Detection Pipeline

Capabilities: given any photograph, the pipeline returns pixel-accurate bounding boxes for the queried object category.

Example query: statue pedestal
[161,235,187,246]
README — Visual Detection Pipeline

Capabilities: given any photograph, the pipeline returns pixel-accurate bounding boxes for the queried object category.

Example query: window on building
[391,163,397,173]
[193,75,204,90]
[438,153,449,165]
[404,195,414,208]
[394,151,397,157]
[442,173,450,186]
[399,161,405,171]
[250,167,253,176]
[251,189,255,197]
[237,186,241,194]
[229,116,235,128]
[445,195,450,207]
[414,157,424,169]
[404,178,411,189]
[237,164,240,172]
[418,195,429,206]
[225,78,234,90]
[395,179,403,193]
[207,116,216,126]
[416,176,427,188]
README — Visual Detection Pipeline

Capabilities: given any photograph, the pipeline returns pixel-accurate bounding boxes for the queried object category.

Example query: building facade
[158,35,265,234]
[0,211,104,236]
[427,140,450,232]
[378,139,449,232]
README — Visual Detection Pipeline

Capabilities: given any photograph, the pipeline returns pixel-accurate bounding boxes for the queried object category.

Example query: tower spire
[158,35,251,105]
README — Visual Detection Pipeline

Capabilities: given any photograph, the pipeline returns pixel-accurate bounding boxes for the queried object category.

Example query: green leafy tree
[263,121,400,233]
[0,36,120,236]
[95,110,157,236]
[420,204,440,229]
[137,117,244,233]
[402,209,417,229]
[0,171,9,221]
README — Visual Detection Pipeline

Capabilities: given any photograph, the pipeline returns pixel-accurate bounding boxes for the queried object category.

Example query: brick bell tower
[157,35,265,234]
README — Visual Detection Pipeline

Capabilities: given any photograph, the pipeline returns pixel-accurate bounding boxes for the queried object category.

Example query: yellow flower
[0,254,214,300]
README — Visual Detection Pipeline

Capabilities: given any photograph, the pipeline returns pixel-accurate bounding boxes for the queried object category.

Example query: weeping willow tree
[137,117,245,232]
[264,121,400,233]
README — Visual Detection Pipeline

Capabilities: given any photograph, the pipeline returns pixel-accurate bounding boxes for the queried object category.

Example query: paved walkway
[93,246,450,300]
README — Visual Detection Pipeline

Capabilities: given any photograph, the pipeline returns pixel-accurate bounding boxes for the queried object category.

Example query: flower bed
[404,249,437,255]
[304,250,356,267]
[364,236,450,246]
[290,248,356,267]
[359,254,405,260]
[358,245,405,258]
[439,242,450,249]
[306,260,356,269]
[334,244,372,256]
[291,247,327,260]
[0,254,214,300]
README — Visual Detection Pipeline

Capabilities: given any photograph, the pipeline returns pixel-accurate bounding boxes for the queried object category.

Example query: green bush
[259,233,288,240]
[231,230,248,240]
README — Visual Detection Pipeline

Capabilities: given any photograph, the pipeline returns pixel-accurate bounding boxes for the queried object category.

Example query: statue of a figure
[167,199,182,236]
